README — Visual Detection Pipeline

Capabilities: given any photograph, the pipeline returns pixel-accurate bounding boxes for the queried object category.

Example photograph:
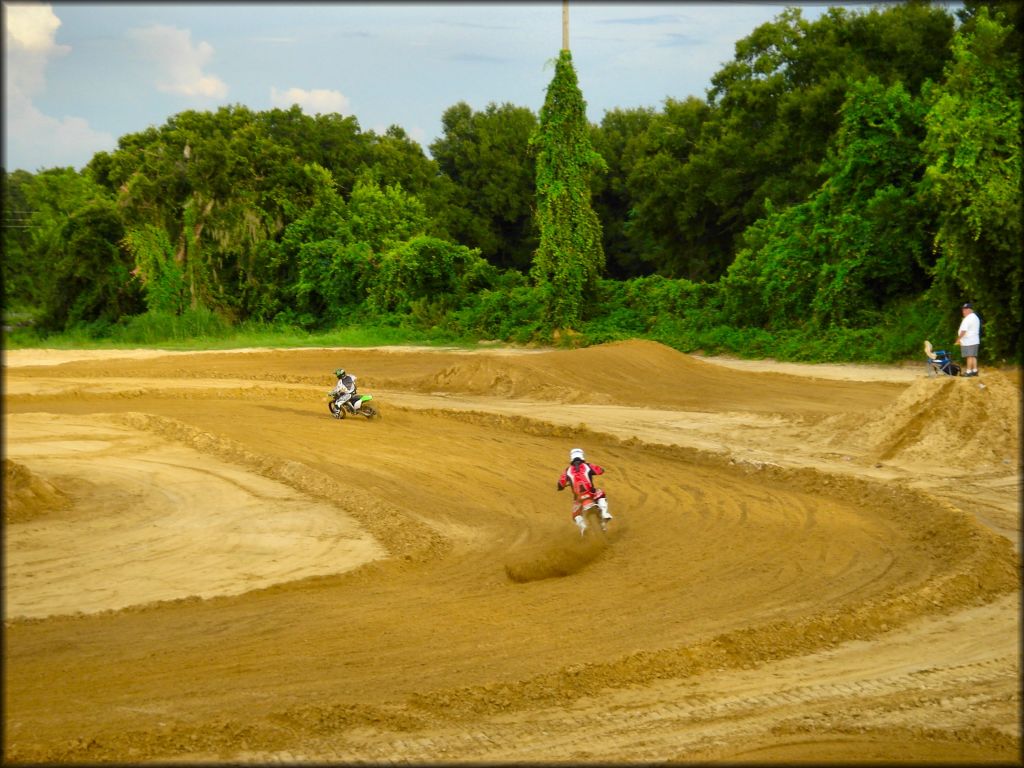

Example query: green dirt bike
[327,392,379,420]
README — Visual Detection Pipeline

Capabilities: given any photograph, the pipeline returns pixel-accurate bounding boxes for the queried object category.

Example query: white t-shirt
[958,312,980,346]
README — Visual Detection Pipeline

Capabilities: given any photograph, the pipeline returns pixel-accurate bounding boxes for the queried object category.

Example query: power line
[2,210,38,228]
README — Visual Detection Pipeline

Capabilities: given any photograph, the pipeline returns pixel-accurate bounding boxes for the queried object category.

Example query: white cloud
[4,89,113,171]
[4,2,68,53]
[4,2,69,95]
[128,24,228,98]
[270,86,351,115]
[3,3,111,170]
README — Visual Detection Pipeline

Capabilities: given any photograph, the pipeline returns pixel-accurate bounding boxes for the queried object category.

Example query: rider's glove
[557,483,564,491]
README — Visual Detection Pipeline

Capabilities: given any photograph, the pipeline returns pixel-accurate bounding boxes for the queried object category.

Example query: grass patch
[4,311,487,353]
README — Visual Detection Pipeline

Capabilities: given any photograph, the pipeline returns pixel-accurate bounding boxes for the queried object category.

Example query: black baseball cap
[961,302,972,309]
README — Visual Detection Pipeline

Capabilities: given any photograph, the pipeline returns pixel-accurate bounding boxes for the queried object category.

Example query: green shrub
[368,236,496,313]
[447,280,548,342]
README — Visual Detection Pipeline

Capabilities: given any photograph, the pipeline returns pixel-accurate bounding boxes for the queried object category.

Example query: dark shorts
[961,344,979,358]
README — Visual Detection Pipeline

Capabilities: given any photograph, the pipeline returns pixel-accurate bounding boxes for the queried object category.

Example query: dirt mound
[411,339,703,403]
[403,339,898,414]
[3,458,69,523]
[848,371,1020,466]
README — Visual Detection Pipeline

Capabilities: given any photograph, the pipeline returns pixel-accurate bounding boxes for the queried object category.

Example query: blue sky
[4,1,950,173]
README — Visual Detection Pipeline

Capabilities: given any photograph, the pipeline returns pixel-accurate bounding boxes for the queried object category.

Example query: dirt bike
[574,489,610,537]
[327,392,379,420]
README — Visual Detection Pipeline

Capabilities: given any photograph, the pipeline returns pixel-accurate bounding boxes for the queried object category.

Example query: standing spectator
[955,303,981,377]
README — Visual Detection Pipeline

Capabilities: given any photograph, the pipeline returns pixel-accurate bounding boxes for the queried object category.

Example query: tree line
[2,1,1020,361]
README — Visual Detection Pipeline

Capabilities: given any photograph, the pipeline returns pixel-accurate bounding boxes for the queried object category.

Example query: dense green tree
[254,163,348,324]
[92,105,381,322]
[957,1,1023,50]
[619,97,720,280]
[530,50,606,330]
[256,106,369,200]
[2,169,39,308]
[676,2,954,269]
[272,166,433,325]
[719,201,818,329]
[284,166,361,323]
[363,125,438,199]
[808,77,932,325]
[345,173,429,254]
[430,101,538,271]
[4,168,108,312]
[368,235,495,315]
[721,77,933,330]
[40,198,143,330]
[589,106,655,279]
[920,6,1022,359]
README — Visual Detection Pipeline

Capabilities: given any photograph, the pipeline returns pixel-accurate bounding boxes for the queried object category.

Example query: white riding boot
[574,514,587,536]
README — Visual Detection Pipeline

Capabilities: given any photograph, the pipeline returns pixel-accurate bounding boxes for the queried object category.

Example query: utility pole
[562,0,569,51]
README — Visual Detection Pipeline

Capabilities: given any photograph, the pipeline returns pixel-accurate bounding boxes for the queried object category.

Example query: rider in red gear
[557,447,612,535]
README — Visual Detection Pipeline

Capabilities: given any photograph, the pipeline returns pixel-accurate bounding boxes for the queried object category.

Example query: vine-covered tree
[530,49,606,330]
[122,224,187,315]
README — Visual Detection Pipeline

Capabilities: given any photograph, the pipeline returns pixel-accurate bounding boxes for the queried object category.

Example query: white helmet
[569,448,585,462]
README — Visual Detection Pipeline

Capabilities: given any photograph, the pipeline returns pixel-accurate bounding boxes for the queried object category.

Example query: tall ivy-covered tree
[529,49,606,330]
[920,6,1022,359]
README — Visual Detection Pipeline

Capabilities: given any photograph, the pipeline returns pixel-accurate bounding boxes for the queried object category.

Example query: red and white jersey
[559,461,604,497]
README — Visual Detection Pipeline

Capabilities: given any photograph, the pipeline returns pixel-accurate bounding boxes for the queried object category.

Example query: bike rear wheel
[583,506,609,535]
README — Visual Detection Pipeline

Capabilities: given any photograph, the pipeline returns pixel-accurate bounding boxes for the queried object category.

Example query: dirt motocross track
[3,340,1020,764]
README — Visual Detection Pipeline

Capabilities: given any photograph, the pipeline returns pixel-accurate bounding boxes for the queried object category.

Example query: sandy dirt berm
[3,340,1020,763]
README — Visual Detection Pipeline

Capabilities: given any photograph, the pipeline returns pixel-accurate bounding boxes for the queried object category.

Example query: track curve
[3,341,1018,763]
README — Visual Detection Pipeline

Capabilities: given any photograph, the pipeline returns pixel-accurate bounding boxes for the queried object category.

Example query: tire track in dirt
[230,597,1019,764]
